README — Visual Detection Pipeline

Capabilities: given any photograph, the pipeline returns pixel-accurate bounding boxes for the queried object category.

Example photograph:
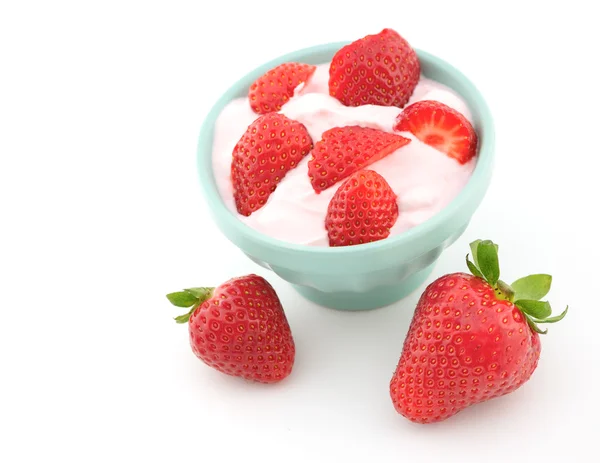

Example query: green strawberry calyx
[166,287,215,324]
[466,239,568,335]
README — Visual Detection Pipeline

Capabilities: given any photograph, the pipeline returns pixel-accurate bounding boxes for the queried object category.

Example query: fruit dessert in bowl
[197,29,494,310]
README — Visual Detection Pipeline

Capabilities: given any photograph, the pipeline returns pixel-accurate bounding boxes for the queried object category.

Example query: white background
[1,1,598,462]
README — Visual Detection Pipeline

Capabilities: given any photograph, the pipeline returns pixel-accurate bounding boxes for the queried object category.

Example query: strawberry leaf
[495,280,515,302]
[524,313,548,335]
[469,240,482,268]
[466,254,484,279]
[167,287,214,324]
[184,287,214,300]
[174,311,194,324]
[531,306,569,324]
[476,240,500,286]
[511,274,552,301]
[166,291,198,308]
[515,300,552,319]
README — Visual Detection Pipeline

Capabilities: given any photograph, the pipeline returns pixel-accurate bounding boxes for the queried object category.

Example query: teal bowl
[197,42,494,311]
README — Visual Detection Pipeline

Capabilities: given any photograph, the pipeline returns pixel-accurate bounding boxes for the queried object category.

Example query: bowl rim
[197,41,494,257]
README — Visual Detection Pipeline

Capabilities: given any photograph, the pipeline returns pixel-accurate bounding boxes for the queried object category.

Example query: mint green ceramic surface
[197,42,494,310]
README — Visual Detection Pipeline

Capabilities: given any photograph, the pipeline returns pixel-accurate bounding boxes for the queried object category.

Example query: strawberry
[329,28,420,108]
[390,240,568,423]
[248,62,317,114]
[325,170,399,247]
[167,274,295,384]
[307,126,410,193]
[394,100,478,164]
[231,113,313,216]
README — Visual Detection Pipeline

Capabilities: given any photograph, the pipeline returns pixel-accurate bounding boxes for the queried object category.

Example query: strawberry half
[248,62,317,114]
[325,170,399,247]
[329,28,420,108]
[394,100,478,164]
[307,126,410,193]
[231,113,313,216]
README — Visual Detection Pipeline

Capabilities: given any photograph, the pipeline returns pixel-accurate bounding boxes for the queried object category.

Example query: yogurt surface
[212,64,476,246]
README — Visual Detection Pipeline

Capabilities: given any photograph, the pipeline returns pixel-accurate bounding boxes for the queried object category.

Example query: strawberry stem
[166,287,214,324]
[466,240,567,334]
[494,280,514,302]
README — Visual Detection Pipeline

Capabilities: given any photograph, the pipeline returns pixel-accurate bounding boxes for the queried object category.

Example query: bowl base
[292,263,435,311]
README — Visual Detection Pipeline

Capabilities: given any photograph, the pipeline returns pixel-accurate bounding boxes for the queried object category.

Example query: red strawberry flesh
[394,100,478,164]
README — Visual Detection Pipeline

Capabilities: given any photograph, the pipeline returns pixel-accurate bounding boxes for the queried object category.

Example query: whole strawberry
[329,28,420,108]
[390,240,568,423]
[308,125,410,193]
[326,170,398,246]
[231,113,313,216]
[248,62,317,114]
[167,275,295,383]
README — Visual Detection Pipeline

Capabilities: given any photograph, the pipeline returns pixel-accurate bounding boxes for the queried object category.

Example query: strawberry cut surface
[329,28,420,108]
[231,113,313,216]
[249,62,317,114]
[394,100,478,164]
[308,126,410,193]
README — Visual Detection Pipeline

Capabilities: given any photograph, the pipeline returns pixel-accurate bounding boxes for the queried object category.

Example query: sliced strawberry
[394,100,478,164]
[248,63,317,114]
[231,113,313,216]
[325,170,399,247]
[307,126,410,193]
[329,28,420,108]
